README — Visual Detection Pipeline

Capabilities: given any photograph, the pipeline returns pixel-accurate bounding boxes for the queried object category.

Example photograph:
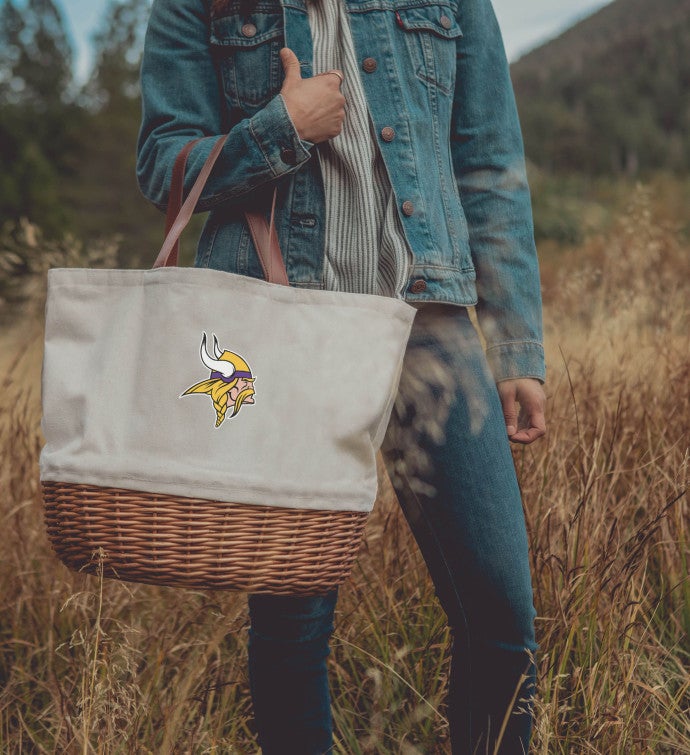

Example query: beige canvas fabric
[39,266,415,512]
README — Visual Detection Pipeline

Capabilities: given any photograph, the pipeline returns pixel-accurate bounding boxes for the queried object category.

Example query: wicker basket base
[42,482,368,595]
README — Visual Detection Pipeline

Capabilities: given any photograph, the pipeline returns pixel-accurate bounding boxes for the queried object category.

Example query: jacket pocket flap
[210,14,283,48]
[396,5,463,39]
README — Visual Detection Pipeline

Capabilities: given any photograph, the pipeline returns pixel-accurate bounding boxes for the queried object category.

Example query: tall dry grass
[0,185,688,753]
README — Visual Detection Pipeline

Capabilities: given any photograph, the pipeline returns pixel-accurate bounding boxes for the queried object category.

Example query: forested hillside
[512,0,690,174]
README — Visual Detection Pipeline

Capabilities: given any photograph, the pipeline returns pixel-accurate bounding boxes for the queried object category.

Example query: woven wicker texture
[42,483,368,595]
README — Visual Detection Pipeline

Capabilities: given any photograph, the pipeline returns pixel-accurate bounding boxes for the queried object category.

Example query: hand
[279,47,346,144]
[496,378,546,445]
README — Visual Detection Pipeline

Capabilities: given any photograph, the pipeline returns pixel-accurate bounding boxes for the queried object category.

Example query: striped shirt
[306,0,412,296]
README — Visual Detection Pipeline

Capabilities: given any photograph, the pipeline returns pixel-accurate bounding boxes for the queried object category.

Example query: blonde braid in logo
[183,378,236,427]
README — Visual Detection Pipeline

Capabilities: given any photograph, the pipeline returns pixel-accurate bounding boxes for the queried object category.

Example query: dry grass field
[0,186,688,753]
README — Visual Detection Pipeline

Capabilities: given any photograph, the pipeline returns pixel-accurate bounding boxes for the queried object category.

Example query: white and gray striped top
[306,0,412,296]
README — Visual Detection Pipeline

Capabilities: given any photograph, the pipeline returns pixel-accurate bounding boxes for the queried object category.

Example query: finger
[325,69,344,86]
[512,402,546,445]
[280,47,302,82]
[315,70,344,89]
[509,425,545,445]
[498,385,518,437]
[519,390,546,431]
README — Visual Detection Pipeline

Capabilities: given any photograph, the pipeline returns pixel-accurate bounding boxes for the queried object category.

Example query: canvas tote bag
[39,134,416,594]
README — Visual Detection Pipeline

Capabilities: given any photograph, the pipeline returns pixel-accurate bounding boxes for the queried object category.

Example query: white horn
[200,333,235,378]
[212,333,223,359]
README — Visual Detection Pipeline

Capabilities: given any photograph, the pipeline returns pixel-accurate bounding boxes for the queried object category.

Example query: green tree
[0,0,73,109]
[0,0,79,234]
[82,0,152,110]
[68,0,165,265]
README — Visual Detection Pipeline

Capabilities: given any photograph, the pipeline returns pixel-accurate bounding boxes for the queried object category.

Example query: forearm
[451,0,545,382]
[136,0,312,212]
[460,168,545,383]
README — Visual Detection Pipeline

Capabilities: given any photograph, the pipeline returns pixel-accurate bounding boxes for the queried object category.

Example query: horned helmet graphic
[183,333,256,427]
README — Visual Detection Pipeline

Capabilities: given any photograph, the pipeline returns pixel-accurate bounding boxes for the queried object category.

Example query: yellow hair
[183,378,236,427]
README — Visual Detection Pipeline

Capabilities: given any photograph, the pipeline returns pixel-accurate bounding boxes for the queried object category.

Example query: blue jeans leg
[247,590,338,755]
[382,304,539,755]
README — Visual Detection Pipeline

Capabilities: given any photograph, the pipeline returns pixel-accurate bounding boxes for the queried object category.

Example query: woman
[137,0,546,752]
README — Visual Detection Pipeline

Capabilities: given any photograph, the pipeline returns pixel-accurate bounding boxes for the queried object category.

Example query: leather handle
[155,135,290,287]
[164,137,202,266]
[153,134,230,269]
[245,189,289,286]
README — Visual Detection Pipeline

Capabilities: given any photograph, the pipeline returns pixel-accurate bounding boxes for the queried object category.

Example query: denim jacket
[137,0,545,382]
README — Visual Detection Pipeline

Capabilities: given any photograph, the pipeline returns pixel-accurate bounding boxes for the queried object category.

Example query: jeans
[248,305,538,754]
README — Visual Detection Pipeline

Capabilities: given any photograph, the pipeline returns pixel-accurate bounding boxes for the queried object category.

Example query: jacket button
[410,279,427,293]
[439,15,452,29]
[280,147,297,165]
[380,126,395,142]
[241,22,257,37]
[401,200,414,216]
[362,57,377,73]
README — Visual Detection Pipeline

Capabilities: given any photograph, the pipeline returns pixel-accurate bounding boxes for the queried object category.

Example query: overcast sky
[50,0,613,83]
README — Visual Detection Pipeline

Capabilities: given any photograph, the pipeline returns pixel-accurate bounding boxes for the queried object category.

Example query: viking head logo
[182,333,255,427]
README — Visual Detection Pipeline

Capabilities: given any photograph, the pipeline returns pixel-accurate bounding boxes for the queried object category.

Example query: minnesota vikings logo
[183,333,256,427]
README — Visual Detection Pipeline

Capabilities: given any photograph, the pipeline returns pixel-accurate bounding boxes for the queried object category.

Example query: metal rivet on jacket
[280,147,297,165]
[381,126,395,142]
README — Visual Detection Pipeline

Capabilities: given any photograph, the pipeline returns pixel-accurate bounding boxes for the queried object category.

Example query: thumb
[498,383,518,437]
[280,47,302,83]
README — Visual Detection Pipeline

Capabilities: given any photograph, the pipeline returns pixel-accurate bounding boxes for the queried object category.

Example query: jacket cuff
[486,341,546,384]
[248,93,313,176]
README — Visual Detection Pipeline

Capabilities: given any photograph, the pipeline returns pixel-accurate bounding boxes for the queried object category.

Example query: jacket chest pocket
[210,13,284,113]
[395,4,462,95]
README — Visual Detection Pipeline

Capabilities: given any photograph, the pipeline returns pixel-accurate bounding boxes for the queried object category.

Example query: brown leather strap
[155,135,290,287]
[245,189,289,286]
[164,137,202,266]
[154,135,230,268]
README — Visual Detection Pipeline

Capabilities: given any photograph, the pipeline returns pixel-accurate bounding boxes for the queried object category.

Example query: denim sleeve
[451,0,545,383]
[136,0,312,212]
